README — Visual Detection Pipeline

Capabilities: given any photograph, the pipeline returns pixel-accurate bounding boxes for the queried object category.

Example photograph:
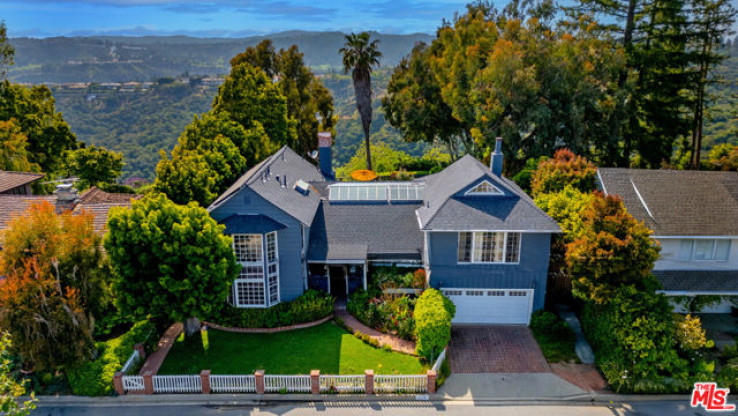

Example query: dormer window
[465,180,503,196]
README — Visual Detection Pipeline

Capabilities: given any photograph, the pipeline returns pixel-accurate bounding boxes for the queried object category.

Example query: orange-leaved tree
[531,148,597,197]
[0,201,110,334]
[0,258,93,370]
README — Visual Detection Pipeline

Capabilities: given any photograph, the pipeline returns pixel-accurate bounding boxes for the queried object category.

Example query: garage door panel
[442,288,533,325]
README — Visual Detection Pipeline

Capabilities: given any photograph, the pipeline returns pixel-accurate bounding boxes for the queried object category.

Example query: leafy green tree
[154,112,253,207]
[232,41,336,156]
[0,333,36,415]
[0,22,13,80]
[383,43,469,159]
[0,119,38,172]
[104,194,240,335]
[566,193,661,304]
[530,149,597,197]
[335,143,414,179]
[0,82,78,173]
[414,289,455,362]
[65,145,124,189]
[706,143,738,170]
[340,32,382,171]
[212,63,295,150]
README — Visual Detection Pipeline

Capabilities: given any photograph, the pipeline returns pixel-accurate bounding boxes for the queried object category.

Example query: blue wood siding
[210,188,308,302]
[427,232,551,310]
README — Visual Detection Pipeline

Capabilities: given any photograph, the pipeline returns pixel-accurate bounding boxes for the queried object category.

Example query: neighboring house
[0,171,44,195]
[597,168,738,312]
[209,136,559,325]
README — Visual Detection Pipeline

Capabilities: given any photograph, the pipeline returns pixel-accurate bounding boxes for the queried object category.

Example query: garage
[441,288,534,325]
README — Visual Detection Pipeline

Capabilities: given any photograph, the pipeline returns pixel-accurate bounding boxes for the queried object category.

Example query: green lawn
[158,322,426,375]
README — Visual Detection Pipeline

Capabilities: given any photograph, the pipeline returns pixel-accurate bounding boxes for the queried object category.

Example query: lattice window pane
[266,232,277,263]
[233,234,263,263]
[506,233,520,263]
[458,232,472,262]
[234,279,265,307]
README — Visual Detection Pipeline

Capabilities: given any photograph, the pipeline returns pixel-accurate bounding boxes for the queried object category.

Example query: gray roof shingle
[209,146,325,226]
[308,202,423,261]
[598,168,738,236]
[654,270,738,293]
[0,171,44,193]
[416,155,559,232]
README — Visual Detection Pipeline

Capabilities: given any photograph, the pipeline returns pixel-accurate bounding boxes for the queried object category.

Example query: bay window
[232,232,280,308]
[458,231,520,264]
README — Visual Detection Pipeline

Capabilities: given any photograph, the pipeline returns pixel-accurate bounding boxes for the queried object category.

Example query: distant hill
[8,31,433,83]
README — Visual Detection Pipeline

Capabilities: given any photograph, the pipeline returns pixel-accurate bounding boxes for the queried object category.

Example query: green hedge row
[213,290,333,328]
[414,289,455,362]
[67,321,158,396]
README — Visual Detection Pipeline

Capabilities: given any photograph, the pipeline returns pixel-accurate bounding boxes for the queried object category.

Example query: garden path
[335,308,417,356]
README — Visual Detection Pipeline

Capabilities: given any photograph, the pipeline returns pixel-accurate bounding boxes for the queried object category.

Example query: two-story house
[597,168,738,312]
[208,136,560,324]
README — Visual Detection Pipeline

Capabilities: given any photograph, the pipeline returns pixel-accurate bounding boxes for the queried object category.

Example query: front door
[329,266,347,301]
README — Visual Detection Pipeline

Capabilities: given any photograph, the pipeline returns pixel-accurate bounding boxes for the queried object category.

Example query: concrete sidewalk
[437,373,590,401]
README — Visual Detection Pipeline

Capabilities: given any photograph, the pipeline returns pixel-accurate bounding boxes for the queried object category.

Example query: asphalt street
[33,400,736,415]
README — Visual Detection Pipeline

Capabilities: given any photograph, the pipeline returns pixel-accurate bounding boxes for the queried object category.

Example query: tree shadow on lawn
[157,322,424,375]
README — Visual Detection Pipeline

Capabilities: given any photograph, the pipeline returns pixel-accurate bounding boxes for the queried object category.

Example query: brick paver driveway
[448,326,551,373]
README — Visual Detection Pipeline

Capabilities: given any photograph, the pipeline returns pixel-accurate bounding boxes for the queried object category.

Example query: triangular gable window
[465,180,504,196]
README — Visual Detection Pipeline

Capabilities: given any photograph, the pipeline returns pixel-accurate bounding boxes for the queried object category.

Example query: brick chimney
[318,132,334,179]
[490,137,503,177]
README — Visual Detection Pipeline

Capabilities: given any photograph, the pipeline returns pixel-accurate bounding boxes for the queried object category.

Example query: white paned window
[265,231,280,306]
[678,239,731,261]
[232,234,265,307]
[465,180,504,196]
[458,231,521,264]
[233,234,262,263]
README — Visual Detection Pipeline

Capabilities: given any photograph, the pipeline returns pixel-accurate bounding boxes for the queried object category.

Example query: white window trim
[464,180,504,196]
[232,233,268,308]
[266,231,280,307]
[457,231,521,265]
[679,239,731,262]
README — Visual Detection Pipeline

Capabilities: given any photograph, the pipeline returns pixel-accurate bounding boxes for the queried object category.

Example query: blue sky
[2,0,475,38]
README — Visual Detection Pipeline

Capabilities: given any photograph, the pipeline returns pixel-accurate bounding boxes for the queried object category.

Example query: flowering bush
[347,290,416,341]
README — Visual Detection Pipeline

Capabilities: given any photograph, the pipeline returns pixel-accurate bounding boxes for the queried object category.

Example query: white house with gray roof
[208,136,559,324]
[597,168,738,312]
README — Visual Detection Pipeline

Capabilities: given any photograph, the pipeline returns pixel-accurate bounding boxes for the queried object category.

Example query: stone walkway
[334,308,417,355]
[139,322,183,375]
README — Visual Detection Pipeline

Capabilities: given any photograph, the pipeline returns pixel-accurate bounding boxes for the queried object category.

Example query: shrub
[529,310,577,363]
[531,148,596,197]
[214,289,333,328]
[414,289,454,362]
[718,364,738,391]
[722,344,738,360]
[67,321,157,396]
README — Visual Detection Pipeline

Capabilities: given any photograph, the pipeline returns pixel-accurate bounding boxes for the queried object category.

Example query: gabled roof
[598,168,738,236]
[74,188,140,233]
[220,214,286,235]
[0,171,44,193]
[209,146,325,226]
[308,202,423,262]
[78,186,140,204]
[416,155,560,232]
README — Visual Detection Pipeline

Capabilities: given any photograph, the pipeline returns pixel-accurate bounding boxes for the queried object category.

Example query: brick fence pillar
[364,370,374,395]
[134,343,146,360]
[143,371,154,395]
[113,371,124,395]
[427,370,437,394]
[200,370,211,394]
[255,370,265,395]
[310,370,320,394]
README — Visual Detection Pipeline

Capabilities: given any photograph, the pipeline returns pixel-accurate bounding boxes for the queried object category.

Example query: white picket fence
[152,375,202,393]
[210,375,257,393]
[374,375,428,393]
[319,375,365,393]
[264,375,312,393]
[120,350,142,375]
[432,348,447,373]
[122,375,145,393]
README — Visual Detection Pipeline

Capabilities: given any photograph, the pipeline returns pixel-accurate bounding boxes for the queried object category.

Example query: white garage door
[441,288,534,325]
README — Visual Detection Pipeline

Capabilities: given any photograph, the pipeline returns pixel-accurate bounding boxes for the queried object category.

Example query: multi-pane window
[465,181,503,195]
[679,239,731,261]
[265,231,279,306]
[232,232,280,308]
[458,231,521,264]
[233,234,262,263]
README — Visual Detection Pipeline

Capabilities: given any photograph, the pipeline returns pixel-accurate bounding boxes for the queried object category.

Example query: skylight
[465,180,504,196]
[329,183,424,202]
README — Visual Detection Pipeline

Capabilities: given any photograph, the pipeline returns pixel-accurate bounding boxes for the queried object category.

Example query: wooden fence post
[255,370,265,395]
[200,370,211,394]
[143,371,154,395]
[427,370,437,394]
[113,371,124,395]
[364,370,374,394]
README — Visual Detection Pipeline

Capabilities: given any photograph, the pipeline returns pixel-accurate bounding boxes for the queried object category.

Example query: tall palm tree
[340,32,382,171]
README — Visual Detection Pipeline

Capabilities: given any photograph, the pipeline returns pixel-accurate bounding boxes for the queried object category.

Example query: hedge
[67,320,157,396]
[214,290,333,328]
[414,289,455,362]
